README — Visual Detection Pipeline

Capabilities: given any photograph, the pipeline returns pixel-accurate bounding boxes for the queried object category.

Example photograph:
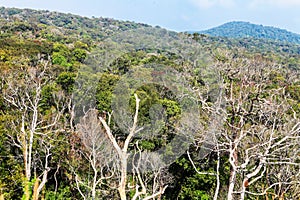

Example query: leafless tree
[1,59,64,200]
[73,109,117,200]
[72,94,170,199]
[99,94,169,200]
[218,54,300,200]
[188,51,299,200]
[129,141,170,200]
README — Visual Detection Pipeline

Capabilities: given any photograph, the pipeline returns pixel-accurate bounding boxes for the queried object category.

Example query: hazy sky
[0,0,300,33]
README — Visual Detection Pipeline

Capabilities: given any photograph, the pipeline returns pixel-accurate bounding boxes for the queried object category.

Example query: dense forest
[0,7,299,200]
[194,21,300,45]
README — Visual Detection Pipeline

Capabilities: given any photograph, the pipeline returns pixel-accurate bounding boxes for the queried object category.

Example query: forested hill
[0,6,151,40]
[193,21,300,44]
[1,7,300,56]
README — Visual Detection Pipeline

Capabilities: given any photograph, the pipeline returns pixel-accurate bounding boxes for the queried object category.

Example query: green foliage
[287,84,300,101]
[74,41,89,50]
[52,52,70,67]
[51,43,72,67]
[96,73,120,112]
[0,114,23,199]
[139,140,156,150]
[72,48,87,62]
[21,178,35,200]
[56,72,76,93]
[166,154,217,199]
[53,43,69,54]
[160,98,181,116]
[45,187,72,200]
[0,49,10,62]
[40,83,59,112]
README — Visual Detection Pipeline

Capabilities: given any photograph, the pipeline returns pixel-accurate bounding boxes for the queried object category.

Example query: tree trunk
[228,143,238,200]
[92,167,97,200]
[32,179,40,200]
[118,156,127,200]
[227,167,236,200]
[240,178,248,200]
[23,178,31,200]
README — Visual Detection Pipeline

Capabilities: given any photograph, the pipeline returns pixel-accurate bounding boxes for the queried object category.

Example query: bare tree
[218,55,300,200]
[72,94,170,199]
[99,94,169,200]
[1,59,64,200]
[130,142,170,200]
[189,52,299,200]
[73,109,117,200]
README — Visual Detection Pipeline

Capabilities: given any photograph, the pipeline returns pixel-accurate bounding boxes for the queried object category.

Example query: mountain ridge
[1,7,300,56]
[190,21,300,44]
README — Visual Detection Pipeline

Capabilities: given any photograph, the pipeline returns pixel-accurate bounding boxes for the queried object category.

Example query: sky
[0,0,300,33]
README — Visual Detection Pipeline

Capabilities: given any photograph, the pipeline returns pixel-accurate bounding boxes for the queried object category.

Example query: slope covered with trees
[0,7,299,200]
[194,21,300,44]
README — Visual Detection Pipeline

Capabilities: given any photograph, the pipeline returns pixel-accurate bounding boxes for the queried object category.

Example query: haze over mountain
[192,21,300,44]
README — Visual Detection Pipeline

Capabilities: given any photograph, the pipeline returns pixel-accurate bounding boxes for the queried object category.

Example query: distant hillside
[193,21,300,44]
[0,6,299,59]
[0,6,151,41]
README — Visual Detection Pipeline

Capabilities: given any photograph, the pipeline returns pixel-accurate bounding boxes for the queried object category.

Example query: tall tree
[1,59,65,200]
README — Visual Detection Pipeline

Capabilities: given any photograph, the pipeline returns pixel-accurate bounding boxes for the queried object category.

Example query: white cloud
[249,0,300,8]
[190,0,236,9]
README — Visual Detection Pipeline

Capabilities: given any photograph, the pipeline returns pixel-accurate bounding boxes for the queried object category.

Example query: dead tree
[1,60,64,200]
